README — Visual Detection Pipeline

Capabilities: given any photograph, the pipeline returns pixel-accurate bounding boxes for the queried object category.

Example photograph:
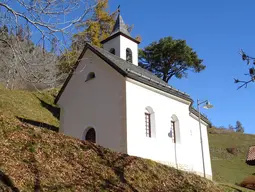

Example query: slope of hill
[0,84,59,131]
[208,128,255,186]
[0,113,226,192]
[0,85,253,192]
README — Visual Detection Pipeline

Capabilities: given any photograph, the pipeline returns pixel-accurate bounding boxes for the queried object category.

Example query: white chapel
[55,12,213,180]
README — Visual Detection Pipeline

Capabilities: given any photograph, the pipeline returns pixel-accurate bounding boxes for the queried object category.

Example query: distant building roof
[55,43,211,126]
[246,145,255,165]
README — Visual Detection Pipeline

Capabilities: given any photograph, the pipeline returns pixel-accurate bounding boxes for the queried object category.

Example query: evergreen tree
[235,121,244,133]
[139,36,205,83]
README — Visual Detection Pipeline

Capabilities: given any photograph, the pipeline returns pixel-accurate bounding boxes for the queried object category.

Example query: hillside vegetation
[0,84,59,129]
[208,128,255,186]
[0,85,253,192]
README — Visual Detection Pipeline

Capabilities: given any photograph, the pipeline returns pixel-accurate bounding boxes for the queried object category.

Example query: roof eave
[189,106,212,126]
[100,32,141,44]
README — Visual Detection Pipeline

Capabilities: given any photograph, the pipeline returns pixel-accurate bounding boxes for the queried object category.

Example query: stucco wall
[103,36,121,58]
[188,114,212,180]
[125,78,212,179]
[120,36,138,65]
[102,35,138,65]
[58,49,127,153]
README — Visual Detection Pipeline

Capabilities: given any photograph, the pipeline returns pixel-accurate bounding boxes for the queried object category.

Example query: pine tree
[139,37,205,82]
[235,121,244,133]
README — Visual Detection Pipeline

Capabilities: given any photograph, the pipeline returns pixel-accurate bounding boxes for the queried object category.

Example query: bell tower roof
[101,8,140,44]
[111,13,131,37]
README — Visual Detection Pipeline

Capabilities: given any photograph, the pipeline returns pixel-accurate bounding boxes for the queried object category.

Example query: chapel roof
[246,145,255,165]
[54,43,211,126]
[92,44,191,98]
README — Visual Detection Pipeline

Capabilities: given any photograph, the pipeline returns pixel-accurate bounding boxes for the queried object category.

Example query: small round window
[109,48,115,55]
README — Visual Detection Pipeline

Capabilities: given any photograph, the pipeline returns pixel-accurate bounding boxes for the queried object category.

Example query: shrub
[240,175,255,190]
[226,147,238,155]
[208,126,234,134]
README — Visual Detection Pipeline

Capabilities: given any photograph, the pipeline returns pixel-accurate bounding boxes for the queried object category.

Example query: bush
[240,175,255,190]
[226,147,238,155]
[208,126,234,134]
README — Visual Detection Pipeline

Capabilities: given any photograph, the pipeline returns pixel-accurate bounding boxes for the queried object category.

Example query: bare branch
[235,79,254,89]
[235,49,255,89]
[0,0,98,89]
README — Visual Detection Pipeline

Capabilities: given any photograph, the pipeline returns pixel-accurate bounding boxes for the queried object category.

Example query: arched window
[145,106,156,138]
[84,127,96,143]
[126,48,132,63]
[145,110,151,137]
[170,115,180,144]
[85,72,95,82]
[109,48,115,55]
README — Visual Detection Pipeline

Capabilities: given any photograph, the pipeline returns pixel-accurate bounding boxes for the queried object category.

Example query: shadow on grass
[36,97,60,120]
[246,161,255,166]
[30,155,41,192]
[0,170,20,192]
[17,117,58,132]
[84,141,138,192]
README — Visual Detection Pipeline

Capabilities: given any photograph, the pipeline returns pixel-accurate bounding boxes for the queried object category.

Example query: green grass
[219,183,254,192]
[0,116,223,192]
[0,85,254,191]
[0,86,225,191]
[0,85,59,128]
[209,128,255,190]
[211,160,253,184]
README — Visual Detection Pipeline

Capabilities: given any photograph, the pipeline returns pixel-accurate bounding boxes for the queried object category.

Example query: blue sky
[5,1,254,133]
[109,0,255,134]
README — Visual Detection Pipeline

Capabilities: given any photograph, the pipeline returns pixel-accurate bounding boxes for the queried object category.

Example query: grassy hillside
[208,128,255,187]
[0,86,224,192]
[0,85,253,191]
[0,114,225,192]
[0,84,59,130]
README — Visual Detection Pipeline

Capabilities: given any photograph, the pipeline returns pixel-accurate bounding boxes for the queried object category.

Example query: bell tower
[100,8,140,65]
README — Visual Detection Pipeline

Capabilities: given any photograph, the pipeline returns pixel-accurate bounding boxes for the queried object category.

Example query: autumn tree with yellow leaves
[59,0,124,74]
